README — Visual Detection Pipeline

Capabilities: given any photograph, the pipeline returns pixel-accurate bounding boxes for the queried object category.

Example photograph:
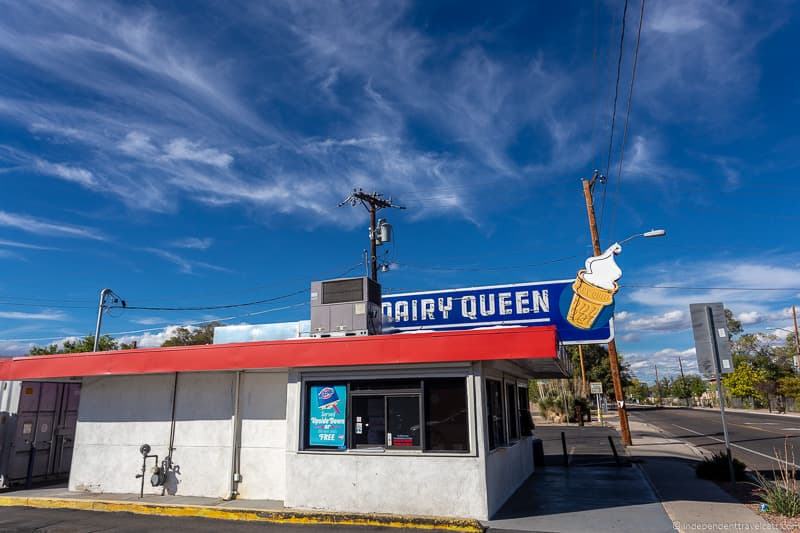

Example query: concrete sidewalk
[485,423,674,532]
[486,417,773,532]
[625,415,773,533]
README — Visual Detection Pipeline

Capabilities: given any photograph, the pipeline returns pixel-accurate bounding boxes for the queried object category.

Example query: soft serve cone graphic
[567,243,622,329]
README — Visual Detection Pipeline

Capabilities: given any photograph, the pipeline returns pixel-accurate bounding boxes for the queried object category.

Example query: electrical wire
[116,289,308,312]
[598,0,630,231]
[395,254,583,273]
[621,284,800,291]
[0,302,309,344]
[609,0,646,240]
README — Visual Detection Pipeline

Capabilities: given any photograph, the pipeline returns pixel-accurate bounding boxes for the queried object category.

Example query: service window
[518,385,534,436]
[505,382,519,441]
[424,378,469,452]
[485,379,506,450]
[352,396,385,447]
[303,377,468,453]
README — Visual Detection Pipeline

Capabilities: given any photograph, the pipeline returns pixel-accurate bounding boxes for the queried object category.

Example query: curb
[0,496,484,532]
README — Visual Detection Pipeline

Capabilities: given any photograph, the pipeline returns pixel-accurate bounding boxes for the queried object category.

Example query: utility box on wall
[310,277,382,337]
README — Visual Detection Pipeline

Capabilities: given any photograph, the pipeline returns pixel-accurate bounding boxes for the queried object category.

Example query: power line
[609,0,646,239]
[622,284,800,292]
[0,301,96,309]
[0,302,309,344]
[395,254,582,273]
[598,0,630,230]
[117,289,308,312]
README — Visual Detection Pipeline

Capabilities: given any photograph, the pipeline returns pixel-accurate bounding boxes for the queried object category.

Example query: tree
[723,362,768,403]
[568,344,633,400]
[161,322,221,347]
[686,375,708,397]
[30,335,119,355]
[627,378,650,403]
[778,376,800,401]
[725,308,743,338]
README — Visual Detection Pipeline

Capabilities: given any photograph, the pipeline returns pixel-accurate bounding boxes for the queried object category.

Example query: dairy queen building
[0,268,620,520]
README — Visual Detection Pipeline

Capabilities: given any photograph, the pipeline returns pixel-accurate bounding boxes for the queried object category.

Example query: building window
[303,378,468,453]
[505,382,518,441]
[485,379,506,450]
[518,386,534,436]
[424,378,469,452]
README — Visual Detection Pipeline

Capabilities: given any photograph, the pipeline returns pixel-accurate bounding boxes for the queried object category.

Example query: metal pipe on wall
[162,373,179,496]
[226,371,242,500]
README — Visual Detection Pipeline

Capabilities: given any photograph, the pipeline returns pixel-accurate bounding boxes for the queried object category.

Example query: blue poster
[308,384,347,448]
[383,279,614,345]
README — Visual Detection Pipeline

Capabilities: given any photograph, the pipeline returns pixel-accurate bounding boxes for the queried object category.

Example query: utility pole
[581,172,632,446]
[678,356,689,407]
[578,345,588,397]
[339,189,405,281]
[654,364,662,407]
[93,288,125,352]
[793,305,800,372]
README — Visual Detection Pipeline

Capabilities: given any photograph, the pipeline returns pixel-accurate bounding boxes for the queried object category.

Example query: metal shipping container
[0,381,80,487]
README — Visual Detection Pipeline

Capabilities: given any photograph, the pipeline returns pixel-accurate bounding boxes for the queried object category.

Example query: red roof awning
[0,326,568,380]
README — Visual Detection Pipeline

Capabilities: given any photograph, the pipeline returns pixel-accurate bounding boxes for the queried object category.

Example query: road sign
[383,279,614,344]
[689,301,737,484]
[590,382,603,395]
[690,303,733,378]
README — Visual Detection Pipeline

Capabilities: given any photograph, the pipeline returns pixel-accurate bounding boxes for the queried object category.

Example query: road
[0,507,409,533]
[630,406,800,473]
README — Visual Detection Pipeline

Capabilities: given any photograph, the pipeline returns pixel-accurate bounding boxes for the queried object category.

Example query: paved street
[0,507,413,533]
[630,406,800,473]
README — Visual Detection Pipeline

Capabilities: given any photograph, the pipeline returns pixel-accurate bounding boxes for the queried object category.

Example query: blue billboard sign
[383,279,614,345]
[308,384,347,448]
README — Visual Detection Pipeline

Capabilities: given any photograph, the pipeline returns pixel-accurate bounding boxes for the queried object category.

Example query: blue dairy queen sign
[383,280,614,345]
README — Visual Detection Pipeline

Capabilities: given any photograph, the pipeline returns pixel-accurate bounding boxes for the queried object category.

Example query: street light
[766,327,800,372]
[618,228,667,246]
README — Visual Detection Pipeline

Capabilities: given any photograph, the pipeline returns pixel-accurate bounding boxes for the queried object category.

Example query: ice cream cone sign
[567,243,623,330]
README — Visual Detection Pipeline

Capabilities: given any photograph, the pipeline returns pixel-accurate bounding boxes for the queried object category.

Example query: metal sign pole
[596,393,603,427]
[706,305,736,484]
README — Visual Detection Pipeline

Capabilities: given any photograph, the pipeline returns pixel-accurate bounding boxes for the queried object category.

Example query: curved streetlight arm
[617,228,667,247]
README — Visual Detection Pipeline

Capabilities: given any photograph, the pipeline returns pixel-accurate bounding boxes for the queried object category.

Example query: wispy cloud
[617,309,690,332]
[0,239,54,250]
[163,139,233,168]
[143,248,230,275]
[169,237,214,250]
[0,1,783,229]
[34,159,97,188]
[0,310,67,321]
[0,210,105,240]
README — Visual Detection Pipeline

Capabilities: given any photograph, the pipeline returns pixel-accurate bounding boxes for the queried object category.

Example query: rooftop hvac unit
[310,277,382,337]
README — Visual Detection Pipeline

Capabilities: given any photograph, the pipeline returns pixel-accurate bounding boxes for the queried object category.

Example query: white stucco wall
[284,366,491,520]
[237,371,288,500]
[478,363,535,518]
[68,362,532,518]
[69,371,290,500]
[69,374,174,494]
[485,437,533,516]
[170,372,234,497]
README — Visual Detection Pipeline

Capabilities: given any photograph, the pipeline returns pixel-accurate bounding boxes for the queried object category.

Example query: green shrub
[695,451,747,481]
[755,473,800,517]
[755,440,800,517]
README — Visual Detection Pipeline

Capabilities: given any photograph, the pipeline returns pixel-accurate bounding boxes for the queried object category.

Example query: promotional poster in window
[309,384,347,448]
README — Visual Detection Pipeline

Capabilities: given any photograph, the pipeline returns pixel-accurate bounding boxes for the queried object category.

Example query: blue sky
[0,0,798,382]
